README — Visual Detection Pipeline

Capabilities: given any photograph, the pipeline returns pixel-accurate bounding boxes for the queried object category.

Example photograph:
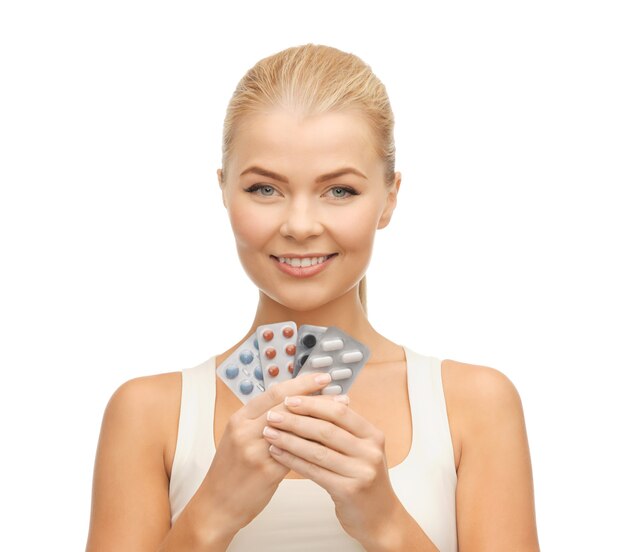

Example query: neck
[245,286,379,348]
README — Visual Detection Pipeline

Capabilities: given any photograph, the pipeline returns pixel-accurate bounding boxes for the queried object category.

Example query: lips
[271,253,338,267]
[270,253,338,278]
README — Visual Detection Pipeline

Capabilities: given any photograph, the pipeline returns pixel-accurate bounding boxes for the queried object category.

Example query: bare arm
[85,374,235,551]
[86,370,338,550]
[453,364,540,551]
[86,375,172,550]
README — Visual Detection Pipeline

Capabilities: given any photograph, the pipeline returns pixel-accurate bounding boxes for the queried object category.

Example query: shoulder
[441,358,522,418]
[439,360,539,548]
[441,359,525,459]
[105,371,182,424]
[102,371,182,467]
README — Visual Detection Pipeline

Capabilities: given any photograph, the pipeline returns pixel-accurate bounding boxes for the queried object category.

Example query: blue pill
[254,365,263,381]
[240,350,254,365]
[225,365,239,379]
[253,338,259,350]
[239,379,254,395]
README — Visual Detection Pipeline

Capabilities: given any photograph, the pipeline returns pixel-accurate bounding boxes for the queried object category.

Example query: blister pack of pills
[216,332,265,403]
[294,324,328,377]
[296,326,370,396]
[216,322,370,403]
[256,321,298,389]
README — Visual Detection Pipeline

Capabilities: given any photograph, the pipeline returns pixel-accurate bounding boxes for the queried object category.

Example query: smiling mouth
[270,253,338,268]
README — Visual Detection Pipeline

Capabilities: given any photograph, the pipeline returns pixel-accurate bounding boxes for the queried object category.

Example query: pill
[301,333,317,348]
[296,353,309,369]
[257,321,298,387]
[225,365,239,379]
[288,362,294,375]
[322,338,344,351]
[341,350,363,363]
[330,368,352,381]
[311,355,333,368]
[240,350,255,365]
[295,326,370,398]
[321,384,343,395]
[217,332,265,405]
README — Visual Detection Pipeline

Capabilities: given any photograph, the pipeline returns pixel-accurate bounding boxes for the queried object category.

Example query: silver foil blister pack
[216,332,265,403]
[296,326,370,395]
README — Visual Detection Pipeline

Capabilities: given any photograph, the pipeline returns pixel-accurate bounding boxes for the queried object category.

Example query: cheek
[228,202,274,251]
[330,202,380,252]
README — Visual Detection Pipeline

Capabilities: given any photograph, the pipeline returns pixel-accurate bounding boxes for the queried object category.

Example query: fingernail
[267,410,284,422]
[269,444,283,455]
[263,426,280,439]
[333,394,350,404]
[315,373,332,384]
[284,396,302,406]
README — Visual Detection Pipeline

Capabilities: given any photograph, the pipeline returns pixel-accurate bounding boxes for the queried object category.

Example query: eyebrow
[239,165,368,183]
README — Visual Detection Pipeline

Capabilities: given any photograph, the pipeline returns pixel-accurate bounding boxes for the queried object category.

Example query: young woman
[86,44,540,551]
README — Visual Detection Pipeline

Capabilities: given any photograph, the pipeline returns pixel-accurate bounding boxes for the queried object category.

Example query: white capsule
[321,384,343,395]
[330,368,353,381]
[311,355,333,368]
[322,338,344,351]
[341,350,363,363]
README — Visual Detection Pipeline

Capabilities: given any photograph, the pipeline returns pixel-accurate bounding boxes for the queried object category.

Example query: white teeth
[278,255,332,267]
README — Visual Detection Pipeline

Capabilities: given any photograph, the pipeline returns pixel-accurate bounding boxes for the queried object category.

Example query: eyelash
[244,183,360,200]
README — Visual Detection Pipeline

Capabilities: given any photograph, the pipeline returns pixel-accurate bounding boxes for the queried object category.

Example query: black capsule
[302,333,317,348]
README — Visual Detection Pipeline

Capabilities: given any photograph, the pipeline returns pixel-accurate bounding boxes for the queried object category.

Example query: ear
[377,172,402,230]
[217,168,227,208]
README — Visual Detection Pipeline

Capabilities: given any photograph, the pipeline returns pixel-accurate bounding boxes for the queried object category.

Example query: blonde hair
[221,43,396,315]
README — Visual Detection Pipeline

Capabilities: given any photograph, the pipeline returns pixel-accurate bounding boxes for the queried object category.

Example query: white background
[1,1,624,549]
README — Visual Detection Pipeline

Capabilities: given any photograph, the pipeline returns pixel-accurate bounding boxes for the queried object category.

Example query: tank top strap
[402,346,457,475]
[168,356,217,523]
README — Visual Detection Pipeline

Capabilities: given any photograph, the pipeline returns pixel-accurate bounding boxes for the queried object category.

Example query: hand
[193,371,337,536]
[262,394,403,546]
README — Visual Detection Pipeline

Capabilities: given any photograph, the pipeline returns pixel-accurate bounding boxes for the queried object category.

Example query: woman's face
[219,108,400,311]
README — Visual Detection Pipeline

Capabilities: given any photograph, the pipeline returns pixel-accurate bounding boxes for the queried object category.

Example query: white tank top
[169,345,458,551]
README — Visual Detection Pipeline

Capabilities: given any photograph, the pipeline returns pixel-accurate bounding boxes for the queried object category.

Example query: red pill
[282,326,294,338]
[268,365,279,377]
[287,362,294,374]
[285,344,296,356]
[262,329,274,341]
[265,347,276,359]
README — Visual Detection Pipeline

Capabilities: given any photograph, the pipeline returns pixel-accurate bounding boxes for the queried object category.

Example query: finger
[267,443,343,491]
[263,427,357,478]
[242,371,332,419]
[282,395,372,439]
[265,408,358,457]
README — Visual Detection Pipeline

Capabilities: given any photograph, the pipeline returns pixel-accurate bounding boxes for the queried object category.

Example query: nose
[279,195,324,241]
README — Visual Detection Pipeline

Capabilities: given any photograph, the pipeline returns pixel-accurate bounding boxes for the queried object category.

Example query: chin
[262,288,335,312]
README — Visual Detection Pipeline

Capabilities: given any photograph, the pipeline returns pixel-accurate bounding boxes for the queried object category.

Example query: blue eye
[328,186,358,199]
[244,184,276,196]
[243,183,359,200]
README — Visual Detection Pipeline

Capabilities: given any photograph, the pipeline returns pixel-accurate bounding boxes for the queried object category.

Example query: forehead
[229,109,381,176]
